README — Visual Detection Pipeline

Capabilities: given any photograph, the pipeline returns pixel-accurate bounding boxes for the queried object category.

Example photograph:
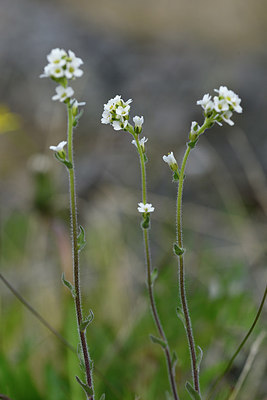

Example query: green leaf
[99,395,105,400]
[80,310,94,333]
[185,382,201,400]
[61,273,76,298]
[73,109,84,127]
[151,268,158,285]
[173,243,185,256]
[188,139,198,149]
[76,376,94,397]
[54,153,73,169]
[173,171,179,182]
[77,344,86,375]
[144,153,148,163]
[141,215,150,229]
[176,306,186,326]
[196,345,203,371]
[150,334,167,349]
[77,225,86,252]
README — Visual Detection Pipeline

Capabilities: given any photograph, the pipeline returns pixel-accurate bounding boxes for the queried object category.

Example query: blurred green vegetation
[0,157,266,400]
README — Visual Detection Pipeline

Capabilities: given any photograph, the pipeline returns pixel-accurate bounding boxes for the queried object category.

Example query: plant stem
[175,119,212,395]
[67,104,94,399]
[133,131,180,400]
[176,146,200,394]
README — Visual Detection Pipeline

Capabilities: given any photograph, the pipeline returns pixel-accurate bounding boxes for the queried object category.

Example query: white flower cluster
[41,48,84,103]
[41,48,83,80]
[101,95,132,131]
[197,86,242,126]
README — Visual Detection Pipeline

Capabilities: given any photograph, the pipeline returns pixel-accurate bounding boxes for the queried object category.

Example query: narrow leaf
[62,273,76,298]
[151,268,158,285]
[176,306,186,326]
[77,343,86,374]
[77,225,86,252]
[80,309,94,332]
[141,215,150,230]
[196,345,203,371]
[185,382,201,400]
[73,109,84,127]
[76,376,94,397]
[99,395,105,400]
[173,243,185,256]
[150,334,167,349]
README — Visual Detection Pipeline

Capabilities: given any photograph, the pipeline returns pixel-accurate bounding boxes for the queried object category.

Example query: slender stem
[0,272,75,353]
[175,119,212,395]
[176,146,200,394]
[133,131,180,400]
[67,105,94,399]
[207,284,267,400]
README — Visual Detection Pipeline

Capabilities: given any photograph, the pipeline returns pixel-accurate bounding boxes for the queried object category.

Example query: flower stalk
[67,104,94,400]
[132,129,180,400]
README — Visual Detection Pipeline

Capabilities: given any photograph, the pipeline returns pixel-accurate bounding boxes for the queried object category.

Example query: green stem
[176,146,200,394]
[207,284,267,400]
[132,131,180,400]
[67,104,94,399]
[175,119,211,395]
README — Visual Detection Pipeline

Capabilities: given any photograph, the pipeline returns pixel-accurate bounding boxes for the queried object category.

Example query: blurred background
[0,0,266,399]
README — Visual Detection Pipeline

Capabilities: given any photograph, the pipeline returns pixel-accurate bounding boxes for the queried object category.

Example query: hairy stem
[67,104,94,399]
[175,119,212,395]
[176,146,200,394]
[132,131,180,400]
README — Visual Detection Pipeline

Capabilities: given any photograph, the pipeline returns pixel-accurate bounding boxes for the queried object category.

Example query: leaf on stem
[173,243,185,256]
[61,273,76,298]
[176,306,186,326]
[76,376,94,397]
[77,225,86,252]
[142,215,150,230]
[54,153,73,169]
[185,382,202,400]
[77,344,86,375]
[188,139,199,149]
[150,334,167,349]
[73,109,84,127]
[151,268,158,285]
[196,345,203,371]
[80,309,94,333]
[99,395,105,400]
[173,171,180,182]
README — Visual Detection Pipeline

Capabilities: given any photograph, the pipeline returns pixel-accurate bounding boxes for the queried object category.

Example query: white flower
[137,202,155,213]
[47,48,67,65]
[162,152,178,170]
[221,110,234,126]
[131,137,148,151]
[133,115,144,133]
[67,50,83,67]
[197,94,211,108]
[213,96,229,113]
[49,64,65,78]
[49,141,67,152]
[65,61,83,79]
[52,86,74,102]
[112,119,128,131]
